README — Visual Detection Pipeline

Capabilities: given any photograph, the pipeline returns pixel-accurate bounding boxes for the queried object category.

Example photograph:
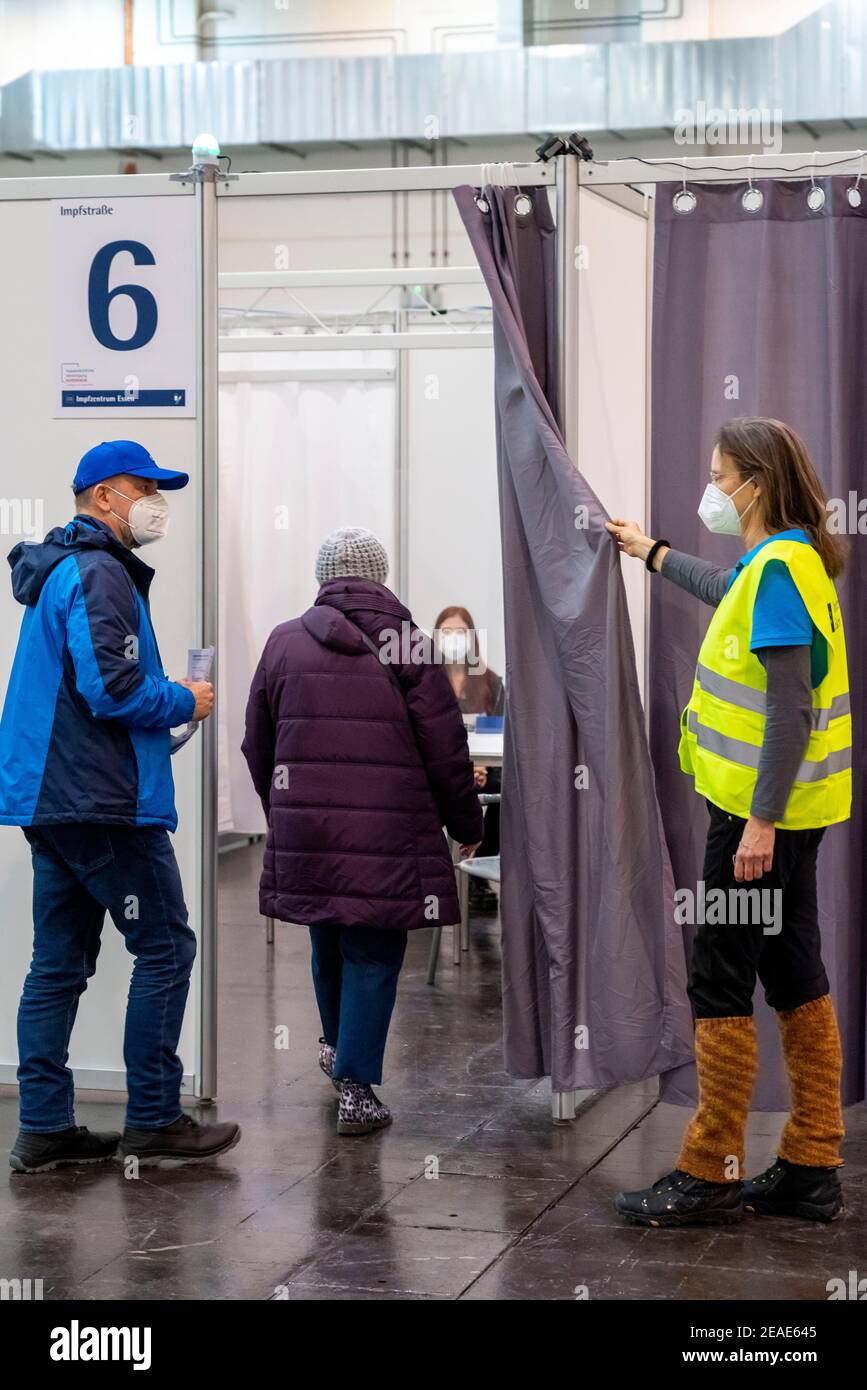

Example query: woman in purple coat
[242,528,483,1135]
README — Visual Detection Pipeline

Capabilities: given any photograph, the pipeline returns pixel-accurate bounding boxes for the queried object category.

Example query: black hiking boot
[614,1168,744,1227]
[743,1157,843,1222]
[118,1113,241,1167]
[10,1125,120,1174]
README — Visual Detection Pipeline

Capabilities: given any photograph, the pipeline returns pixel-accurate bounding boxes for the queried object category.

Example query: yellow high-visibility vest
[678,537,852,829]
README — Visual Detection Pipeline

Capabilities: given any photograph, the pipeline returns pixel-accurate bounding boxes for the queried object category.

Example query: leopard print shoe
[337,1081,392,1136]
[318,1039,340,1092]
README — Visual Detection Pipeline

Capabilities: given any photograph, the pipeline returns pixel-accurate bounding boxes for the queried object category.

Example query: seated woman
[243,529,482,1136]
[434,605,504,910]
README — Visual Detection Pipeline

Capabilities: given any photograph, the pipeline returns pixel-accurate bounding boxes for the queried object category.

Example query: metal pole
[216,162,554,199]
[395,312,409,601]
[555,152,580,461]
[553,150,581,1123]
[578,148,867,187]
[196,164,220,1101]
[643,204,656,723]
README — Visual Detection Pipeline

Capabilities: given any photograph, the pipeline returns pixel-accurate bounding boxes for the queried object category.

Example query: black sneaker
[118,1113,241,1167]
[614,1168,744,1227]
[743,1157,844,1222]
[10,1125,120,1174]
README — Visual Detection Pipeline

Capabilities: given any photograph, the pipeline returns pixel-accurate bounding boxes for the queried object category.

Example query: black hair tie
[646,538,671,573]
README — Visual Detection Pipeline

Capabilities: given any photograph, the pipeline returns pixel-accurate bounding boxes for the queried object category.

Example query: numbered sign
[53,196,196,417]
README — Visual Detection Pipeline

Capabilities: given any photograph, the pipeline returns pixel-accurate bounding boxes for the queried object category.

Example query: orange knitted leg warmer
[777,994,844,1168]
[676,1015,758,1184]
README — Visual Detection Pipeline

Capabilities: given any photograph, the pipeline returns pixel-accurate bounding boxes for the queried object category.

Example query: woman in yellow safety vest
[606,417,851,1228]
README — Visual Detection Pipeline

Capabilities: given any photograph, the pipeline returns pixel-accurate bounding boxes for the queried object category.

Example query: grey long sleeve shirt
[659,548,813,823]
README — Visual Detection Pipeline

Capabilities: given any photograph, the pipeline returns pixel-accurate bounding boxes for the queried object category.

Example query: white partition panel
[405,346,504,675]
[217,349,396,834]
[0,181,203,1093]
[576,187,650,700]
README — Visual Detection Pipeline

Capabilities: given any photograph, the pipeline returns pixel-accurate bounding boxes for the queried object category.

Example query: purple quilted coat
[242,578,484,930]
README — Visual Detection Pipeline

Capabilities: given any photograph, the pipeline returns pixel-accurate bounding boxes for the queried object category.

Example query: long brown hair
[433,605,500,715]
[714,417,846,580]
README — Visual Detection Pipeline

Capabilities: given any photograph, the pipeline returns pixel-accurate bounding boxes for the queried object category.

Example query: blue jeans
[17,824,197,1132]
[309,925,407,1085]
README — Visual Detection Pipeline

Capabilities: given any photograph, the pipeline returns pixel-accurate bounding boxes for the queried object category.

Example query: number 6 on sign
[55,195,196,416]
[88,240,158,351]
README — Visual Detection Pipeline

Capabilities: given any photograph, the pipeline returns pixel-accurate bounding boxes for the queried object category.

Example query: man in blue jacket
[0,439,240,1173]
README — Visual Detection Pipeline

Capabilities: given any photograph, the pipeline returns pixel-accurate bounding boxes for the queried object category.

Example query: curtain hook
[741,153,763,213]
[807,152,826,212]
[672,160,696,215]
[476,162,490,213]
[511,160,532,215]
[847,150,864,208]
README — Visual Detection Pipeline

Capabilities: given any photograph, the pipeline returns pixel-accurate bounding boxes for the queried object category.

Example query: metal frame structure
[215,160,554,601]
[0,170,204,1096]
[216,165,555,198]
[8,145,849,1116]
[550,143,867,1121]
[217,331,493,352]
[196,166,220,1103]
[576,145,867,723]
[579,149,867,188]
[213,155,590,1117]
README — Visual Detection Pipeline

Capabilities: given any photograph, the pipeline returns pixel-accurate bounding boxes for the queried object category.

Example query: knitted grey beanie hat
[315,527,389,585]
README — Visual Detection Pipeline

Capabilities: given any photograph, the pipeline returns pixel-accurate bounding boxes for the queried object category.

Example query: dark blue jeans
[309,925,407,1085]
[18,824,197,1133]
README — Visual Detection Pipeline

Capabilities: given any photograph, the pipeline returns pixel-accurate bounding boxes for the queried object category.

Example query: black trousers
[688,802,829,1019]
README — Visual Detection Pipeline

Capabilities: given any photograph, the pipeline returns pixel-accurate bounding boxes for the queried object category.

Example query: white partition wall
[217,348,397,834]
[212,166,554,833]
[0,176,206,1094]
[405,345,504,676]
[0,156,646,1111]
[576,185,650,701]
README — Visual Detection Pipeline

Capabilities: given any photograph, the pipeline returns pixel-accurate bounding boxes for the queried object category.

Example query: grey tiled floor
[1,843,863,1301]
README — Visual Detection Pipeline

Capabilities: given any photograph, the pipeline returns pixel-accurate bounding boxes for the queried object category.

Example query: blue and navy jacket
[0,516,195,830]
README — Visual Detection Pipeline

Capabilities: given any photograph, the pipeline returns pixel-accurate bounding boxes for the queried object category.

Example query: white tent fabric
[217,360,396,832]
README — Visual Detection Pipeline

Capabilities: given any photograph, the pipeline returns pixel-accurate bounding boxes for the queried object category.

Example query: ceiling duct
[522,0,643,47]
[0,0,861,157]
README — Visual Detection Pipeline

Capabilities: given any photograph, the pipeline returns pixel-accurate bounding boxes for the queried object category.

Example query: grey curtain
[651,177,867,1109]
[455,184,693,1092]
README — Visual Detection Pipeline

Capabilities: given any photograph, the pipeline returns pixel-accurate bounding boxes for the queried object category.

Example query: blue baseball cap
[72,440,189,494]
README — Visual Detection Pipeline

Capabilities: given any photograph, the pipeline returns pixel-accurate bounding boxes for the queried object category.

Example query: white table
[466,730,504,768]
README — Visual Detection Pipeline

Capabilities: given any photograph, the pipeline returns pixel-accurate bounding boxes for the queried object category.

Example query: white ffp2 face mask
[439,630,470,664]
[106,486,170,546]
[697,478,757,536]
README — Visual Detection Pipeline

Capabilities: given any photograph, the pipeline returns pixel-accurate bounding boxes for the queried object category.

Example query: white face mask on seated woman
[697,478,757,536]
[438,629,470,663]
